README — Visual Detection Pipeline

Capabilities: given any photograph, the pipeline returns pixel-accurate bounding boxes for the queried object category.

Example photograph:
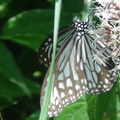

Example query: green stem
[38,0,62,120]
[0,113,3,120]
[82,0,92,22]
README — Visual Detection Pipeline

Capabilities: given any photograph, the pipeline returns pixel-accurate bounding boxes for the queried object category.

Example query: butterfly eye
[38,16,118,117]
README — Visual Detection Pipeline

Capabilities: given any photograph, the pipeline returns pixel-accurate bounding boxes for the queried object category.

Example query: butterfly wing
[40,30,117,117]
[40,33,86,117]
[81,34,117,94]
[38,25,74,67]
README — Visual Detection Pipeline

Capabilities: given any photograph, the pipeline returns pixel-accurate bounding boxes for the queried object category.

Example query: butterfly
[38,16,118,117]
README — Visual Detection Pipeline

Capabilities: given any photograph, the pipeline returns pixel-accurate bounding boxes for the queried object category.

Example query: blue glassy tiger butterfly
[38,16,118,117]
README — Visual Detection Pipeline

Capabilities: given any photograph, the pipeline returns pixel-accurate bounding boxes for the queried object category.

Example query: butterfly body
[38,16,118,117]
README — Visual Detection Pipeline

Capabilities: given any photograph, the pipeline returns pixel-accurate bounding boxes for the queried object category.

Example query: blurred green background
[0,0,120,120]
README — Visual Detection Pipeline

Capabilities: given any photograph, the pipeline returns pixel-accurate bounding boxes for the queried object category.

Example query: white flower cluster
[93,0,120,71]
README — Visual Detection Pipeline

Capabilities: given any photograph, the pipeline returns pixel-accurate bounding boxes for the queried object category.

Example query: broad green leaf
[25,110,40,120]
[86,95,96,120]
[0,43,40,97]
[92,85,116,120]
[2,9,54,35]
[53,94,89,120]
[0,34,45,51]
[0,74,25,100]
[62,0,84,13]
[0,97,18,110]
[0,75,40,110]
[53,83,118,120]
[85,79,119,120]
[107,80,120,120]
[0,73,40,100]
[0,0,11,17]
[0,0,11,3]
[1,9,73,51]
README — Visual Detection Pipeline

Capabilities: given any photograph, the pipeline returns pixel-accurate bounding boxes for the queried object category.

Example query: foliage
[0,0,119,120]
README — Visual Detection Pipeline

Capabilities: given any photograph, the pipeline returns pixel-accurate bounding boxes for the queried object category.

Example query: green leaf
[53,94,89,120]
[0,97,18,110]
[0,74,25,100]
[2,9,54,36]
[0,74,40,110]
[1,9,54,51]
[0,43,40,97]
[0,0,11,17]
[86,85,116,120]
[53,83,118,120]
[25,110,40,120]
[62,0,84,13]
[1,9,73,51]
[107,80,120,120]
[0,34,45,51]
[95,86,116,120]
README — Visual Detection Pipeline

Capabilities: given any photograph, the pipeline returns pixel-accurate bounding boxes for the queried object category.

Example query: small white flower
[93,0,120,67]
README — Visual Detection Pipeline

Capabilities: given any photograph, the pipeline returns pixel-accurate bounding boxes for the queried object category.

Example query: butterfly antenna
[87,12,94,22]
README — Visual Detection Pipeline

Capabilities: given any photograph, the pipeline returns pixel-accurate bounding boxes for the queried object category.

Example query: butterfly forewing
[39,16,118,117]
[38,25,74,67]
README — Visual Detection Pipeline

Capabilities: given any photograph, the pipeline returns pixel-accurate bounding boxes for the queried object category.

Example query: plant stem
[82,0,92,22]
[38,0,62,120]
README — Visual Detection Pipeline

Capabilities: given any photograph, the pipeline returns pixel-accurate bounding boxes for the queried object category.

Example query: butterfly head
[73,16,89,35]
